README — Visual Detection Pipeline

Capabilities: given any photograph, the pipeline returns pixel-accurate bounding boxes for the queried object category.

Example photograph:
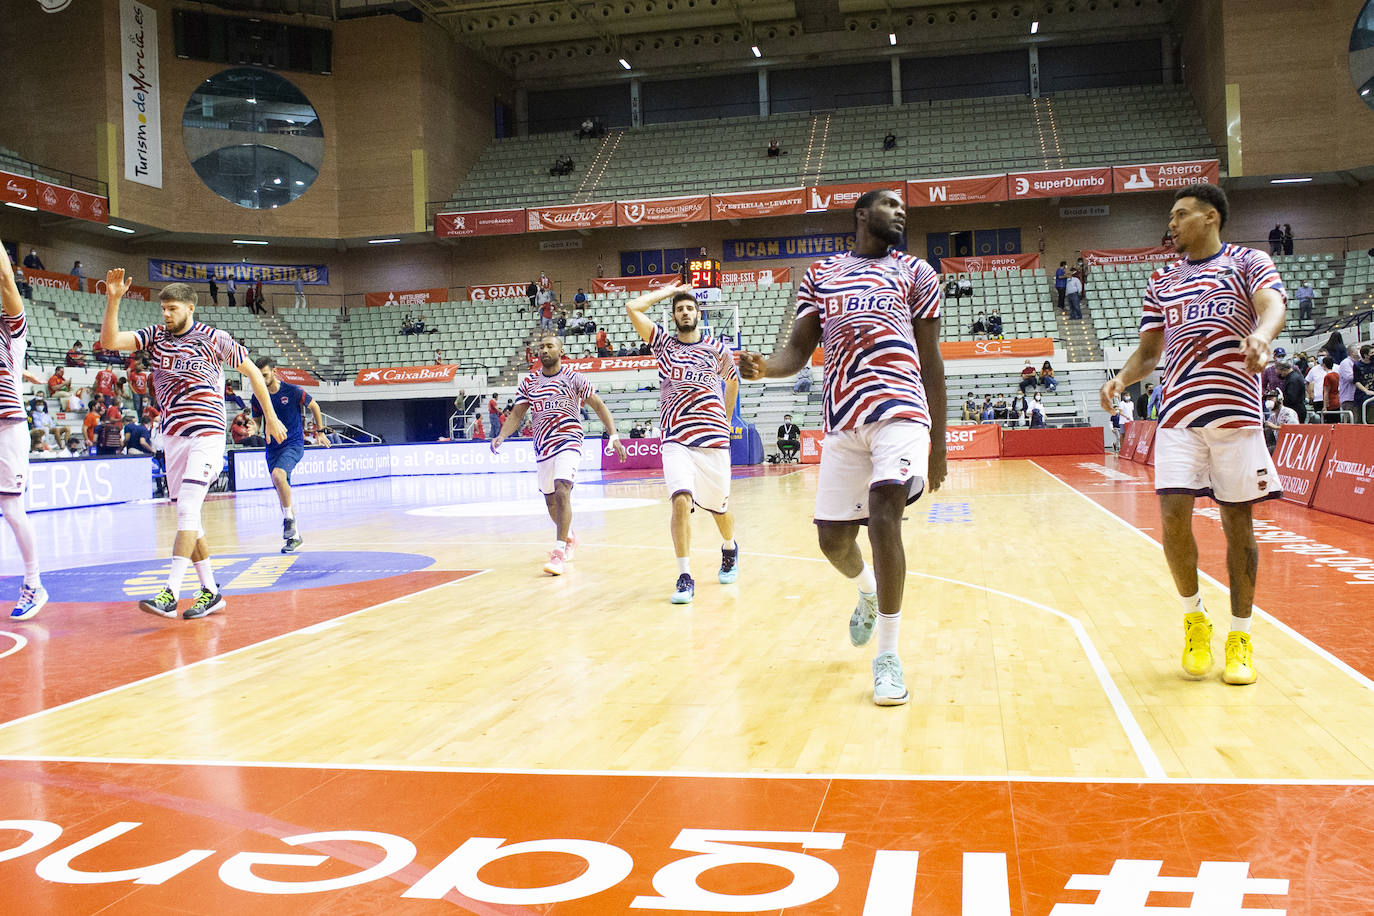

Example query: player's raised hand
[1099,375,1124,412]
[1241,334,1272,375]
[738,351,766,380]
[315,431,332,448]
[105,268,131,300]
[264,415,288,445]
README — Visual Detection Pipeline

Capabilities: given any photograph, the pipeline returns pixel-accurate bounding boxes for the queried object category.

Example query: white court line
[0,632,27,661]
[1028,459,1374,696]
[0,570,488,735]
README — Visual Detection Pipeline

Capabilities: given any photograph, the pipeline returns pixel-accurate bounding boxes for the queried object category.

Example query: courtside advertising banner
[0,171,36,208]
[1132,420,1158,464]
[37,181,108,224]
[1113,159,1220,194]
[939,253,1042,274]
[711,188,806,220]
[806,181,905,212]
[1311,426,1374,523]
[364,288,448,308]
[1121,421,1143,459]
[721,267,791,287]
[148,260,328,285]
[945,425,1001,459]
[21,268,83,292]
[1007,167,1111,200]
[120,0,161,188]
[938,338,1054,360]
[561,355,658,372]
[800,429,826,464]
[274,367,319,386]
[591,274,678,295]
[906,173,1008,208]
[433,208,524,238]
[1080,246,1179,267]
[1273,424,1333,507]
[616,195,711,226]
[354,365,460,385]
[526,202,616,232]
[605,437,663,470]
[25,455,152,510]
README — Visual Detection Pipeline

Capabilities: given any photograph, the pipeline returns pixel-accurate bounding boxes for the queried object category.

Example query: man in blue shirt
[1055,261,1068,312]
[122,413,154,455]
[251,357,329,553]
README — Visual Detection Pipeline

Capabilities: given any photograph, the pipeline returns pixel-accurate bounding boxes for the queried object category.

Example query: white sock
[167,556,191,594]
[0,494,39,587]
[722,539,736,552]
[1230,614,1252,634]
[876,612,901,656]
[283,507,295,521]
[1180,591,1204,617]
[850,561,877,595]
[194,560,218,592]
[556,540,567,552]
[677,556,691,575]
[24,561,41,589]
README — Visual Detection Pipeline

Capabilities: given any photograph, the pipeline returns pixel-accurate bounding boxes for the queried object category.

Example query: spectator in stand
[253,279,266,314]
[555,307,568,335]
[777,414,801,462]
[1268,225,1283,256]
[71,261,84,284]
[970,312,986,338]
[231,409,253,445]
[944,275,960,299]
[767,139,782,157]
[1282,224,1294,256]
[1055,261,1068,311]
[882,132,897,151]
[961,391,979,422]
[1315,356,1340,420]
[293,275,306,309]
[400,313,413,335]
[1148,379,1164,419]
[1009,392,1028,425]
[226,276,237,308]
[1134,382,1152,420]
[471,414,486,440]
[629,421,646,439]
[1065,269,1084,319]
[28,428,49,458]
[526,279,539,313]
[1325,331,1348,366]
[979,395,995,424]
[65,341,86,367]
[13,268,29,298]
[46,367,69,396]
[992,393,1009,421]
[93,363,117,407]
[1263,392,1297,451]
[82,404,100,446]
[637,341,651,356]
[95,410,125,456]
[1117,392,1135,422]
[793,363,812,393]
[1277,360,1307,424]
[1295,281,1314,321]
[238,417,267,448]
[549,155,574,176]
[1260,346,1286,396]
[128,362,150,418]
[986,308,1003,340]
[1039,360,1058,392]
[596,328,611,357]
[23,249,43,271]
[29,399,53,441]
[1161,229,1175,250]
[1305,349,1328,411]
[434,348,444,365]
[1029,392,1047,428]
[1019,360,1038,393]
[208,277,219,305]
[123,413,155,455]
[1109,402,1124,451]
[573,288,587,308]
[487,393,500,439]
[1354,344,1374,424]
[224,378,246,411]
[957,274,973,299]
[617,344,630,357]
[539,297,555,331]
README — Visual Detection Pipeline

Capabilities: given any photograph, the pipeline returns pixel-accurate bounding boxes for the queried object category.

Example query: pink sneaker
[564,531,577,562]
[543,547,567,576]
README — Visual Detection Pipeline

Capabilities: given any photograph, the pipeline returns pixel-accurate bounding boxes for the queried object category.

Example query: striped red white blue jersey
[650,325,737,449]
[134,322,249,438]
[0,309,27,421]
[516,367,594,459]
[795,250,942,433]
[1140,243,1287,429]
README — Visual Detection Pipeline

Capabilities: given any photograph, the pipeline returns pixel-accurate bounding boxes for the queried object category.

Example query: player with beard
[740,188,946,706]
[627,283,740,604]
[492,333,627,575]
[102,271,285,620]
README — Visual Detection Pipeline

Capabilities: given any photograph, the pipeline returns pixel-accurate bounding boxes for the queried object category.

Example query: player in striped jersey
[740,188,947,706]
[627,283,740,604]
[102,272,285,621]
[1100,184,1287,686]
[0,242,46,620]
[492,333,626,575]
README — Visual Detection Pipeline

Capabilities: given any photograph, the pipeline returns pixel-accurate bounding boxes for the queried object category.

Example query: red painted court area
[0,761,1366,914]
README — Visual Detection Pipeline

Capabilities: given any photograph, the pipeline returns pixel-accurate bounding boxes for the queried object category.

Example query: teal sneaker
[670,573,694,604]
[718,544,739,584]
[182,588,225,620]
[10,584,48,620]
[849,590,877,647]
[872,651,909,707]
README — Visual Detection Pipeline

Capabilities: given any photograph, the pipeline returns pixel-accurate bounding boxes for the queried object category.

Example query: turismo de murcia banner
[148,260,330,285]
[121,0,161,188]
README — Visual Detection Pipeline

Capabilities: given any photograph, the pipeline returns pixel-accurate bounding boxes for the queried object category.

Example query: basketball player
[251,356,329,553]
[102,271,285,620]
[0,243,46,620]
[626,283,740,604]
[491,333,627,575]
[739,188,946,706]
[1100,183,1286,686]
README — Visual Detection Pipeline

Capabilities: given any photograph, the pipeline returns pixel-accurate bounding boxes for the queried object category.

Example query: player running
[251,356,329,553]
[492,333,627,575]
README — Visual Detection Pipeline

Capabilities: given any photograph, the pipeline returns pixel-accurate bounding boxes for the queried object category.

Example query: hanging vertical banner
[120,0,162,188]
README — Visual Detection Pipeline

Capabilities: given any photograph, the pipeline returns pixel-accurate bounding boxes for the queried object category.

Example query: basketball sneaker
[183,588,226,620]
[1223,631,1257,685]
[564,531,577,562]
[872,651,910,706]
[282,535,303,554]
[544,547,567,576]
[282,519,302,554]
[10,584,49,620]
[1181,610,1214,677]
[718,543,739,584]
[849,590,878,647]
[139,587,179,619]
[671,573,694,604]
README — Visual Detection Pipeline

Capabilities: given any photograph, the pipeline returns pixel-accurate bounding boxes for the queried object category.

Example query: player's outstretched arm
[239,358,287,443]
[739,312,820,381]
[0,241,23,318]
[586,392,626,460]
[1243,288,1286,375]
[1100,329,1164,411]
[100,269,143,351]
[490,402,529,452]
[625,282,689,344]
[914,315,948,494]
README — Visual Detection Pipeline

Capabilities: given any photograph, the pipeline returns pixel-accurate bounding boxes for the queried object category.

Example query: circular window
[182,67,323,209]
[1353,1,1374,110]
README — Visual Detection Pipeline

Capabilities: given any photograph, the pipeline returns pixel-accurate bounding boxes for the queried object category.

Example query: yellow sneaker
[1181,611,1213,677]
[1223,631,1257,685]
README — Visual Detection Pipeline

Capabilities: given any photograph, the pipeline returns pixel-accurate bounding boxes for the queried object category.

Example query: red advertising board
[274,367,320,387]
[592,274,678,295]
[1007,167,1111,200]
[467,281,529,301]
[710,188,806,220]
[1000,426,1104,457]
[800,428,825,464]
[945,424,1001,459]
[1080,246,1179,268]
[603,436,663,469]
[36,180,108,224]
[363,288,448,308]
[806,181,905,212]
[525,202,616,232]
[906,173,1008,208]
[940,253,1042,274]
[561,355,658,373]
[22,268,82,292]
[433,208,524,239]
[1311,426,1374,522]
[1273,424,1333,507]
[354,365,460,385]
[721,266,791,288]
[1132,420,1158,465]
[0,171,37,208]
[1120,421,1143,460]
[615,195,710,226]
[1112,159,1220,194]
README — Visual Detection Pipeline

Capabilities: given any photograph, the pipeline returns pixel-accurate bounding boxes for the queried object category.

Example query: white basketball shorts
[163,434,225,501]
[815,418,931,523]
[661,441,731,514]
[1154,426,1282,505]
[0,419,30,495]
[536,447,580,495]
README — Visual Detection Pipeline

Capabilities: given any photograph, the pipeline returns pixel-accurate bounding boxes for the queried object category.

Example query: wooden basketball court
[1,453,1371,913]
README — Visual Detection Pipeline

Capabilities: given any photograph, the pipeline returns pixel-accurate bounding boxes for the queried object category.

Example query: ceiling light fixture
[232,239,269,245]
[368,238,401,245]
[751,45,761,58]
[4,202,37,212]
[1030,20,1039,33]
[1269,177,1313,184]
[107,224,135,233]
[619,58,632,70]
[889,32,897,45]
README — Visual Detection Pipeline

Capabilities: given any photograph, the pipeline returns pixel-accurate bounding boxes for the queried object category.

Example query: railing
[320,411,379,445]
[0,154,107,197]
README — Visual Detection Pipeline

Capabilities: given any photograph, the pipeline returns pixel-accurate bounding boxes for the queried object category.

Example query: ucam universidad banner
[724,233,855,262]
[148,261,329,285]
[120,0,161,188]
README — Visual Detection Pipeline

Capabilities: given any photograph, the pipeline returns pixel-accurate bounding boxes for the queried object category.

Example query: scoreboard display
[688,258,721,290]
